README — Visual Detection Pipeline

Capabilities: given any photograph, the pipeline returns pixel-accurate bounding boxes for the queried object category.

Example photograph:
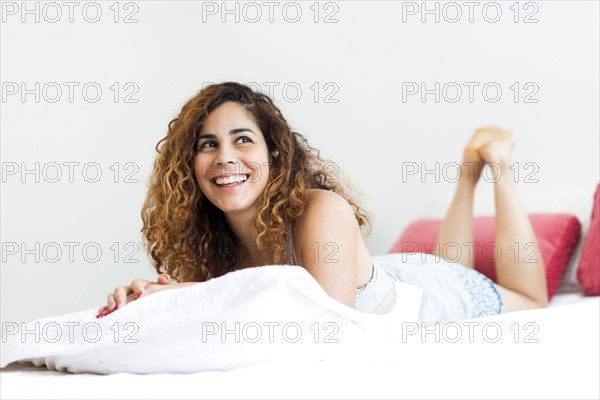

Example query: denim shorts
[444,262,505,317]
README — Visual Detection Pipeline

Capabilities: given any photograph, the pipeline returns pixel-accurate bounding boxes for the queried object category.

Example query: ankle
[459,162,482,184]
[488,160,514,184]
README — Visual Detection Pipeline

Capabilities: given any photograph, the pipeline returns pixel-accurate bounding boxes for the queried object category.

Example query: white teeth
[215,174,248,186]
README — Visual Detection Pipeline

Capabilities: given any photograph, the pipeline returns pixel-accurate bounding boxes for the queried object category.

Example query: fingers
[131,279,152,299]
[130,279,144,299]
[97,293,116,315]
[107,293,117,310]
[97,284,135,317]
[157,274,171,285]
[97,293,116,318]
[114,285,133,309]
[131,275,170,299]
[97,276,165,318]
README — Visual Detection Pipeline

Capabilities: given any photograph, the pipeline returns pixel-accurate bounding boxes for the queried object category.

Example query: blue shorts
[445,262,505,318]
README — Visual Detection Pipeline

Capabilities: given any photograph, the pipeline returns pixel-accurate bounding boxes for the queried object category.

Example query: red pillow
[389,214,582,300]
[577,185,600,295]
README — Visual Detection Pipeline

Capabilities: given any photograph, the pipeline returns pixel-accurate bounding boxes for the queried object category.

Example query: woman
[97,82,548,322]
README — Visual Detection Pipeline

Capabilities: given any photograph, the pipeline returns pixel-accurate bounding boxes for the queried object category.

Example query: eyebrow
[197,128,256,141]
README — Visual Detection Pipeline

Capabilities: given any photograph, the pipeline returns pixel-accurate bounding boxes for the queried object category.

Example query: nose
[213,143,239,171]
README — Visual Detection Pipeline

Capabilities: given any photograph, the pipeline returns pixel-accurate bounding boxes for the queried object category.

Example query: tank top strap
[287,222,299,265]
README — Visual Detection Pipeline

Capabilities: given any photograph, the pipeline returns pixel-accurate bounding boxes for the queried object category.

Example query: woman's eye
[197,141,216,151]
[237,136,252,144]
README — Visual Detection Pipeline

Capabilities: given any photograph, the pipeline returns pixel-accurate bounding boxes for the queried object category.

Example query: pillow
[0,266,423,374]
[389,214,582,300]
[577,184,600,295]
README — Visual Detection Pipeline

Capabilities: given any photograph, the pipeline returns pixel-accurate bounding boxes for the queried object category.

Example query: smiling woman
[96,82,373,317]
[97,82,550,323]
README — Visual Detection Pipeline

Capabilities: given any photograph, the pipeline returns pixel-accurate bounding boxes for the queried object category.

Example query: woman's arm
[293,189,359,308]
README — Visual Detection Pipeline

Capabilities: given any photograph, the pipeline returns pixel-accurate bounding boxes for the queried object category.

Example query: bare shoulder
[303,188,354,215]
[293,188,358,263]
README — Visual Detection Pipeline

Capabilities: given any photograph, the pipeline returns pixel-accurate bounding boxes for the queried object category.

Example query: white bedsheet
[2,293,598,399]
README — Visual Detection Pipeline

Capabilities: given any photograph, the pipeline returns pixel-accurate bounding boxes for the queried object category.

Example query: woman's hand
[96,274,173,318]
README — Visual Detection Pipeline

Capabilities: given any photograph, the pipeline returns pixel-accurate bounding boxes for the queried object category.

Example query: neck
[224,208,260,259]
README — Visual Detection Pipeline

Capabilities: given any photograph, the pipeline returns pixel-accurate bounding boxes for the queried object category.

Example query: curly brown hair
[141,82,371,282]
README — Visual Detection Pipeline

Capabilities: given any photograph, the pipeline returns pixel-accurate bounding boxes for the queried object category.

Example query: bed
[2,184,598,399]
[1,294,598,399]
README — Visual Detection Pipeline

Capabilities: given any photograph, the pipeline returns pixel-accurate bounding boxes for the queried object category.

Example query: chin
[211,198,259,215]
[199,183,266,215]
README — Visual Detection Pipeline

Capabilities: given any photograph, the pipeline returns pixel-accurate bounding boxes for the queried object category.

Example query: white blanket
[1,265,423,374]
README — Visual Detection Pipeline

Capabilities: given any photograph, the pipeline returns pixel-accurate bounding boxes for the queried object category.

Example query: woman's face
[194,101,271,217]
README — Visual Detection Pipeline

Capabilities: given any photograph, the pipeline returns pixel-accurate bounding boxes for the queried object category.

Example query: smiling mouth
[213,174,250,186]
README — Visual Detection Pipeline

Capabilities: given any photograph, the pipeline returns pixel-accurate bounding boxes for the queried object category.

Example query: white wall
[1,1,598,324]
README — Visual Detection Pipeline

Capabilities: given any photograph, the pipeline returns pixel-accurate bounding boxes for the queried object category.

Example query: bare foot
[462,127,511,183]
[479,134,514,166]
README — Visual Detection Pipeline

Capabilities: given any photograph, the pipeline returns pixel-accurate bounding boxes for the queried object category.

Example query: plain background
[1,1,598,323]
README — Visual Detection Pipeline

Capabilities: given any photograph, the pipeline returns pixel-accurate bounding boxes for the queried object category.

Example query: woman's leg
[479,131,548,311]
[435,127,548,312]
[434,128,503,267]
[434,165,478,267]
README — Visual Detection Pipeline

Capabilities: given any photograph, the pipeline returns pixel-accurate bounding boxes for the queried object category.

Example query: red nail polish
[97,310,112,318]
[136,291,142,298]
